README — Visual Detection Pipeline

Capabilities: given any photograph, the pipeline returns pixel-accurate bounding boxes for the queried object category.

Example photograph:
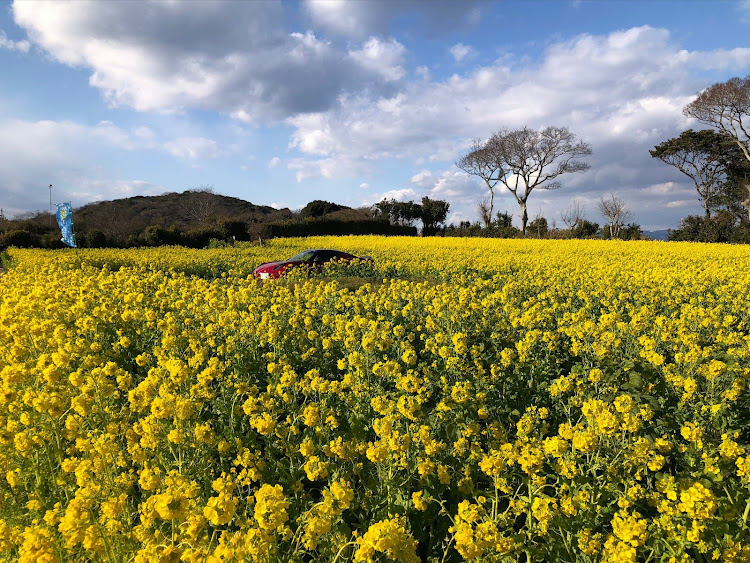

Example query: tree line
[456,74,750,243]
[454,128,643,240]
[648,76,750,242]
[0,195,420,251]
[2,74,749,250]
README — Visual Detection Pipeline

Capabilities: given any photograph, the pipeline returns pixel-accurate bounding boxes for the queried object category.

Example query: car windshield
[287,250,317,262]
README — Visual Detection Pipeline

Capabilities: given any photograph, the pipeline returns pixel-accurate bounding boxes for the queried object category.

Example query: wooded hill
[73,189,294,243]
[0,189,415,249]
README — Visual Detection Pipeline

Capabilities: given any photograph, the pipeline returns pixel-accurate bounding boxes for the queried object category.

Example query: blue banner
[55,202,77,248]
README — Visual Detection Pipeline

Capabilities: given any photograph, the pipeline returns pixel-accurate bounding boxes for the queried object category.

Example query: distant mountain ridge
[642,230,670,241]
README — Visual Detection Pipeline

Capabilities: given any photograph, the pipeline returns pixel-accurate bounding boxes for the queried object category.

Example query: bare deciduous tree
[476,197,492,228]
[178,185,225,228]
[684,75,750,220]
[684,75,750,164]
[597,193,633,239]
[560,199,585,230]
[458,127,592,234]
[86,203,144,243]
[457,140,503,227]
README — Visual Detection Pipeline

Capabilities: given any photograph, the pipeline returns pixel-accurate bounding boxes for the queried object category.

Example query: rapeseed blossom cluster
[1,236,750,561]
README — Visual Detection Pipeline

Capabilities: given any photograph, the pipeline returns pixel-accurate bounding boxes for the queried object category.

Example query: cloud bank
[5,1,750,228]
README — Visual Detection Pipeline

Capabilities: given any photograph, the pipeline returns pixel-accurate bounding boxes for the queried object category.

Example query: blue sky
[1,0,749,230]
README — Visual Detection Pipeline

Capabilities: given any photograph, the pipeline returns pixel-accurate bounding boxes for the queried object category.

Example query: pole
[49,184,52,227]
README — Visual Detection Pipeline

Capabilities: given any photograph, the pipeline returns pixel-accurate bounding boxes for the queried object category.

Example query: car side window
[289,250,315,262]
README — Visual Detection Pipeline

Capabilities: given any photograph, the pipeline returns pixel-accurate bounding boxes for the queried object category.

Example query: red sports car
[253,249,372,279]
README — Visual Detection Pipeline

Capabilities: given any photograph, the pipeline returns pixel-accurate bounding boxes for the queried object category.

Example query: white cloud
[287,113,336,156]
[304,0,387,38]
[682,48,750,72]
[287,155,371,182]
[349,37,406,81]
[163,137,228,160]
[356,167,484,225]
[359,182,370,189]
[304,0,483,39]
[133,126,155,140]
[666,199,696,208]
[641,181,677,195]
[361,166,482,225]
[429,170,478,200]
[11,1,406,122]
[0,117,220,213]
[0,119,236,216]
[283,25,749,228]
[268,156,281,168]
[616,97,688,136]
[410,170,435,187]
[0,30,30,52]
[66,179,165,205]
[408,167,486,217]
[366,188,419,205]
[450,43,475,62]
[0,118,139,171]
[415,66,430,81]
[286,92,471,180]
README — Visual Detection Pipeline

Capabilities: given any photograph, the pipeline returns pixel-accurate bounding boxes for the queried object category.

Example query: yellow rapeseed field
[1,236,750,562]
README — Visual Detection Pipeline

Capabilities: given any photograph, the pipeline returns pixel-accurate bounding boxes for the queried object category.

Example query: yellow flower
[203,475,238,526]
[194,421,215,443]
[577,528,602,556]
[354,516,419,563]
[254,484,289,532]
[304,455,329,481]
[588,368,604,383]
[330,480,354,510]
[153,492,189,521]
[677,481,717,521]
[572,428,598,453]
[613,394,634,414]
[18,525,58,563]
[681,422,703,448]
[203,493,238,526]
[531,497,557,535]
[6,469,21,488]
[251,412,276,436]
[366,442,388,463]
[611,509,648,547]
[412,491,428,511]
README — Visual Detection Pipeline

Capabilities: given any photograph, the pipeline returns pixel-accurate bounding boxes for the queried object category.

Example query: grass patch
[0,251,13,271]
